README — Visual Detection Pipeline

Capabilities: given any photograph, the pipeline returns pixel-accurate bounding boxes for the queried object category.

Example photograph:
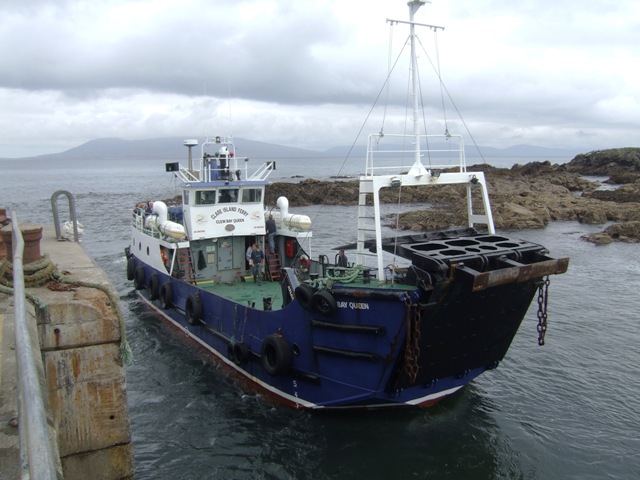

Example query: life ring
[159,281,173,309]
[312,290,337,315]
[160,248,169,265]
[149,274,160,300]
[261,334,293,376]
[134,265,146,290]
[294,284,315,310]
[299,254,310,273]
[232,342,250,366]
[185,294,203,326]
[127,257,135,281]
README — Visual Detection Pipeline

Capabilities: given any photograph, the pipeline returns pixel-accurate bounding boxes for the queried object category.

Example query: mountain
[3,137,323,162]
[2,137,577,163]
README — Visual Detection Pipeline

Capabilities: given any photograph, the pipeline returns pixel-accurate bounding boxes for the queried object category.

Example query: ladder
[266,252,281,282]
[178,248,197,284]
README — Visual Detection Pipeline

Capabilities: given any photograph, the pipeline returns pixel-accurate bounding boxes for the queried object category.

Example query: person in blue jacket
[250,243,265,284]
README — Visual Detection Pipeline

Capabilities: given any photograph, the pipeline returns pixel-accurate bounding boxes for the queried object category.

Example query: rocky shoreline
[265,147,640,244]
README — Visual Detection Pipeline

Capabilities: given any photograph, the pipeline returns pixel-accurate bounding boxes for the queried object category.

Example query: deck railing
[10,212,62,479]
[365,133,467,176]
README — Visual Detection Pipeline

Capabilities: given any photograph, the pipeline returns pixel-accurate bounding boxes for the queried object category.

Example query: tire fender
[232,342,250,366]
[185,293,203,326]
[295,284,315,310]
[261,334,293,376]
[159,282,173,309]
[149,274,160,300]
[134,265,146,290]
[127,257,135,281]
[313,290,337,316]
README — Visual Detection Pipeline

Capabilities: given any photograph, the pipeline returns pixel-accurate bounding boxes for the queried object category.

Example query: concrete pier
[0,225,134,479]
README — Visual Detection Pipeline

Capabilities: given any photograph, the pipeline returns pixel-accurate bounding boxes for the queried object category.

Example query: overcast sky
[1,0,638,158]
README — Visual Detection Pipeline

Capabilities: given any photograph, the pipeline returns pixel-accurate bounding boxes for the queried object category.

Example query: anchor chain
[537,276,550,346]
[403,300,421,382]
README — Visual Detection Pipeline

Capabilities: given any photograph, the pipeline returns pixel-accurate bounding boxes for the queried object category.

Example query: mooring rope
[325,264,364,283]
[0,256,133,364]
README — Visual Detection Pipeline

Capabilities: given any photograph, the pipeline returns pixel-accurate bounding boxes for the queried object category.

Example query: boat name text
[210,206,250,224]
[337,301,370,310]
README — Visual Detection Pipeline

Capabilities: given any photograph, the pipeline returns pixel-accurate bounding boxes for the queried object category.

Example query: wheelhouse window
[196,190,216,205]
[218,189,239,203]
[241,188,263,203]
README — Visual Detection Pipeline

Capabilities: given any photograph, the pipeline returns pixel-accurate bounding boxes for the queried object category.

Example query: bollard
[0,223,44,264]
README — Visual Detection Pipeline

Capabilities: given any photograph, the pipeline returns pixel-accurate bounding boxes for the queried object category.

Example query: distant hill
[3,137,324,162]
[2,136,577,162]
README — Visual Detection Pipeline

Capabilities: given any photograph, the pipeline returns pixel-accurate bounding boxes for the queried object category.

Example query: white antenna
[389,1,444,177]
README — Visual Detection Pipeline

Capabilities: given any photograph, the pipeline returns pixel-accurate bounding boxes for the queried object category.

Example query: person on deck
[266,214,276,253]
[337,249,349,268]
[246,244,253,270]
[250,243,265,284]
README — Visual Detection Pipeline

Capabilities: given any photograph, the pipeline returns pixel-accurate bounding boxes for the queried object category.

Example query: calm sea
[2,154,639,479]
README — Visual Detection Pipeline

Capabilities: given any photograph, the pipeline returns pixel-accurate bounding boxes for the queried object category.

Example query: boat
[125,0,568,409]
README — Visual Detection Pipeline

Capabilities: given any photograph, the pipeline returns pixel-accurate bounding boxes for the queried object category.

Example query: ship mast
[408,0,427,177]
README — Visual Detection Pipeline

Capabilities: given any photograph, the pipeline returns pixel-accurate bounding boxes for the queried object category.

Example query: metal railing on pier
[51,190,80,242]
[10,212,62,479]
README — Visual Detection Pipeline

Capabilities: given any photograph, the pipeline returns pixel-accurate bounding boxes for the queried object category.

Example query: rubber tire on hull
[232,342,250,366]
[159,282,173,309]
[185,294,203,326]
[134,265,146,290]
[126,257,135,281]
[312,290,337,315]
[261,334,293,376]
[294,284,315,310]
[149,274,160,300]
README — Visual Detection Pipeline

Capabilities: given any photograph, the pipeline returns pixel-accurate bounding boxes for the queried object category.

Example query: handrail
[51,190,80,242]
[10,212,62,479]
[365,133,467,176]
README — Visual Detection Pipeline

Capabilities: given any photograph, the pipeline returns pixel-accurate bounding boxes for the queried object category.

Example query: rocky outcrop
[582,221,640,244]
[563,147,640,182]
[264,148,640,242]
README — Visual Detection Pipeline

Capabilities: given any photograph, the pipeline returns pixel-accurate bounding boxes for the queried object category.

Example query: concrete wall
[36,286,134,479]
[0,225,134,479]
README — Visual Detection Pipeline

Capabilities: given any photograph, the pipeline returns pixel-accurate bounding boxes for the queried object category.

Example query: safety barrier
[10,212,62,479]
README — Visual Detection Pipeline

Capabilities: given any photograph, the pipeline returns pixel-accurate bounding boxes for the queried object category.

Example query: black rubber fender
[148,274,160,300]
[261,334,293,376]
[185,294,203,326]
[159,281,173,309]
[126,257,135,281]
[313,290,337,315]
[133,265,146,290]
[295,284,315,310]
[232,342,250,366]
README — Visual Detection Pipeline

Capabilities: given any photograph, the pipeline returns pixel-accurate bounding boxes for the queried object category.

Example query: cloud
[0,0,638,158]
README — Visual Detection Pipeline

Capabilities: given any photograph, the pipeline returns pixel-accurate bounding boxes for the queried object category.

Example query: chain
[537,276,550,346]
[403,300,421,383]
[412,304,421,370]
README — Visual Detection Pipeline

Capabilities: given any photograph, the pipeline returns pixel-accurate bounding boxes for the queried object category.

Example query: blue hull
[128,256,523,409]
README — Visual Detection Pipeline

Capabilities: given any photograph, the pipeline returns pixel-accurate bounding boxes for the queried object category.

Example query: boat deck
[198,276,284,311]
[196,273,413,311]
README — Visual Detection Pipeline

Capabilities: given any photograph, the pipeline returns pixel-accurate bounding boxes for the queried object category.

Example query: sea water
[1,155,639,479]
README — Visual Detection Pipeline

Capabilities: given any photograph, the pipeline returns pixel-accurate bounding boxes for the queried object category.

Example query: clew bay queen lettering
[337,301,370,310]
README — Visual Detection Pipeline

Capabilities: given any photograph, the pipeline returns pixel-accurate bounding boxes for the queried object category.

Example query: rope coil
[0,256,133,364]
[325,264,363,283]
